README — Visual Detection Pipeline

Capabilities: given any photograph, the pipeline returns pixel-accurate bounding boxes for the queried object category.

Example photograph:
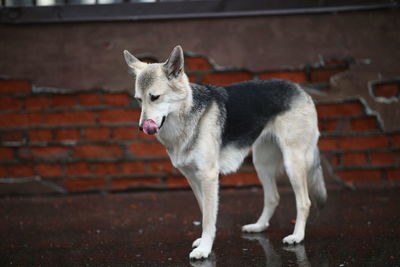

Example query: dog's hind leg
[242,138,282,233]
[280,144,311,245]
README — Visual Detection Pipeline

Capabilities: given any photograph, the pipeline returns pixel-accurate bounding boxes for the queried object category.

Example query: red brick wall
[318,99,400,184]
[0,55,399,194]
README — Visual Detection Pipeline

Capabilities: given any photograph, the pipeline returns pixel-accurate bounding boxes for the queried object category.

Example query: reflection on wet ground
[0,188,399,266]
[191,234,311,267]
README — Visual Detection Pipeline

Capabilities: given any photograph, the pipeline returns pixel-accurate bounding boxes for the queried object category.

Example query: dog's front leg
[189,169,219,260]
[181,169,203,214]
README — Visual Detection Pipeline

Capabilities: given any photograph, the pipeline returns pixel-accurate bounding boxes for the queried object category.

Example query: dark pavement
[1,187,399,266]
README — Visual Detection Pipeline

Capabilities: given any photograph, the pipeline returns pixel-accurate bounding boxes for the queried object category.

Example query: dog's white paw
[189,245,211,260]
[242,223,269,233]
[192,238,202,248]
[282,234,304,245]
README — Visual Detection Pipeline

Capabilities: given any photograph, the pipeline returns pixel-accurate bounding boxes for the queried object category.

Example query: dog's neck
[156,81,198,151]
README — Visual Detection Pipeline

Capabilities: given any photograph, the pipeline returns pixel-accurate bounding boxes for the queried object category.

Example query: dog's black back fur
[190,79,300,148]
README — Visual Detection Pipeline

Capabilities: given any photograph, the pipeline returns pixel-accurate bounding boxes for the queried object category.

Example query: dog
[123,45,327,260]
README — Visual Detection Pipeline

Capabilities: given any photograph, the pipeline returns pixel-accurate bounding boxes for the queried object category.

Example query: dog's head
[123,45,189,135]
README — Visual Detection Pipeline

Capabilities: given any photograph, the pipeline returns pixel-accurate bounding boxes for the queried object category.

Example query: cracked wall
[1,9,399,194]
[0,52,399,195]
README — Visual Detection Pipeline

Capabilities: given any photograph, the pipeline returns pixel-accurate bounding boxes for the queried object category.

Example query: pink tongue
[142,119,159,135]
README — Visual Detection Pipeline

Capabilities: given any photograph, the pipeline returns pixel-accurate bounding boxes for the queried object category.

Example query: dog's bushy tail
[307,145,327,209]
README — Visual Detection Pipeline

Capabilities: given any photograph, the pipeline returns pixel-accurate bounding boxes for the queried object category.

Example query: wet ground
[0,187,399,267]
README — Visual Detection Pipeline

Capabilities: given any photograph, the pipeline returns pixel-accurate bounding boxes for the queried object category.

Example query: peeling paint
[368,79,400,104]
[357,97,385,131]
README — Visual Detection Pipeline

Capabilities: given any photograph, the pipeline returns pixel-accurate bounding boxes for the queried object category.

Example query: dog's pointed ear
[163,45,184,80]
[123,50,147,75]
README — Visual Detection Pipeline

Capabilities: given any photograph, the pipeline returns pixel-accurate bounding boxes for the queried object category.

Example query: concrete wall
[1,10,399,91]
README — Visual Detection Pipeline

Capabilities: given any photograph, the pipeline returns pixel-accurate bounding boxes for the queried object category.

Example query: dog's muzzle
[140,116,166,135]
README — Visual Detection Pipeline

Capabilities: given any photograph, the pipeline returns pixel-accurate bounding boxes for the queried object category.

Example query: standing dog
[123,46,327,260]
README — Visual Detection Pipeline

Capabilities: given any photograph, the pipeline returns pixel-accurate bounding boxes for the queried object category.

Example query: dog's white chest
[167,146,194,170]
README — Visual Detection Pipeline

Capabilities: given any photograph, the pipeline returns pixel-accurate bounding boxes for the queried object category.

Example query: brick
[54,128,80,141]
[337,136,389,150]
[51,95,77,108]
[318,119,338,132]
[319,137,337,151]
[74,144,123,158]
[137,131,157,140]
[24,96,51,110]
[0,165,6,177]
[0,80,31,93]
[78,92,102,106]
[166,175,189,188]
[121,161,146,174]
[374,83,399,98]
[0,147,15,160]
[342,152,368,166]
[387,169,400,181]
[128,142,167,157]
[336,170,381,182]
[84,127,110,141]
[66,162,90,176]
[19,146,70,160]
[335,120,353,132]
[1,130,24,142]
[148,160,173,173]
[220,172,260,186]
[112,127,137,140]
[92,162,118,175]
[371,152,398,166]
[0,113,42,127]
[35,163,63,177]
[309,69,345,83]
[316,101,364,118]
[188,74,197,83]
[29,129,53,142]
[34,146,70,159]
[329,154,339,166]
[324,59,348,67]
[185,57,212,71]
[111,177,161,190]
[320,136,389,151]
[98,109,140,123]
[7,163,34,177]
[259,71,307,83]
[0,96,22,110]
[43,111,96,125]
[351,117,379,131]
[104,93,130,106]
[202,72,253,86]
[63,178,105,192]
[392,134,400,147]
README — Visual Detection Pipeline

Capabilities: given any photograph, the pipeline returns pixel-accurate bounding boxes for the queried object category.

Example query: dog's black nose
[139,126,143,131]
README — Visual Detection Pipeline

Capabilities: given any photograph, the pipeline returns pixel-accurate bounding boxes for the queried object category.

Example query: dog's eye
[150,94,160,102]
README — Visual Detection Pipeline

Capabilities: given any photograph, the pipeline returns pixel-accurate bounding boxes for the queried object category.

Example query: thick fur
[123,46,327,260]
